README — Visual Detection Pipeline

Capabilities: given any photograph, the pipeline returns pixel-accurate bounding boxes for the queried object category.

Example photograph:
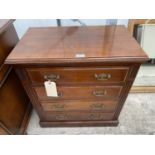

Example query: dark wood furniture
[5,26,148,127]
[128,19,155,93]
[0,20,32,134]
[128,19,155,36]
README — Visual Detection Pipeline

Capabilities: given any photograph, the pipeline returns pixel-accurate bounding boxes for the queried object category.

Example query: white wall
[61,19,107,26]
[14,19,129,39]
[117,19,129,27]
[61,19,128,26]
[14,19,57,39]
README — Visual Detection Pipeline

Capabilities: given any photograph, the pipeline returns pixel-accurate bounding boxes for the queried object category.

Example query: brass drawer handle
[55,114,68,120]
[44,74,60,81]
[90,103,104,110]
[94,73,111,80]
[89,113,105,120]
[51,104,65,110]
[93,90,107,96]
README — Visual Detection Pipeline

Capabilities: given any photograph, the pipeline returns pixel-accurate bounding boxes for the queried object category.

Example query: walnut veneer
[5,26,148,127]
[0,20,32,134]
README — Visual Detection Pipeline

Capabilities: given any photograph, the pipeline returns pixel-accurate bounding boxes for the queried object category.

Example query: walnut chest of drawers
[5,26,148,127]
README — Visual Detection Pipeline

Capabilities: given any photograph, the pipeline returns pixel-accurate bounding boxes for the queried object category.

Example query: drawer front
[44,112,114,121]
[26,67,129,85]
[41,100,118,112]
[34,85,122,101]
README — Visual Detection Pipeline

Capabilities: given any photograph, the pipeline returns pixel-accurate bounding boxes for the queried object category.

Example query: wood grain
[6,26,148,127]
[34,85,122,101]
[5,26,148,64]
[40,120,119,127]
[0,20,32,135]
[0,19,14,34]
[43,111,114,121]
[0,23,18,66]
[26,66,129,85]
[41,100,118,113]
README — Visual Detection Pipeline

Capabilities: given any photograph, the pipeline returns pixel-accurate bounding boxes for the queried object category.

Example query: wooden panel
[0,65,10,86]
[5,26,148,65]
[40,120,118,127]
[34,85,122,101]
[27,67,129,85]
[0,70,30,134]
[0,20,14,34]
[44,111,114,121]
[0,20,32,134]
[41,100,118,112]
[0,122,13,135]
[0,24,18,66]
[0,127,9,135]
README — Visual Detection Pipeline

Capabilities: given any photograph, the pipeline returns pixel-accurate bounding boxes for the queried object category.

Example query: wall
[14,19,129,39]
[14,19,57,39]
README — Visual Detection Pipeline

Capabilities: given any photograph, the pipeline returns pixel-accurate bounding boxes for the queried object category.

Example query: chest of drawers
[0,19,32,134]
[5,26,148,127]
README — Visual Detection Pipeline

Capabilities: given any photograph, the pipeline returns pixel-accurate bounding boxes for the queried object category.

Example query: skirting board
[131,86,155,93]
[40,120,119,127]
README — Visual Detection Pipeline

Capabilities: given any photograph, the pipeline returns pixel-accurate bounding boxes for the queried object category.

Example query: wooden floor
[131,86,155,93]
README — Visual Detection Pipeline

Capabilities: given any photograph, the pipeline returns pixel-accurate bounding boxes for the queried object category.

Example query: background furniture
[128,19,155,93]
[128,19,155,36]
[0,20,32,135]
[6,26,148,127]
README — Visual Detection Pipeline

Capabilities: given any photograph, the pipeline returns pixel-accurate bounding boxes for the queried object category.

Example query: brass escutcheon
[44,74,60,81]
[55,114,68,120]
[93,90,107,96]
[51,104,65,109]
[90,103,104,109]
[94,73,111,80]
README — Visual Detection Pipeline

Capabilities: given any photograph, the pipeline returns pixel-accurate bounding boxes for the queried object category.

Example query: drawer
[41,100,118,112]
[34,85,122,101]
[26,67,129,85]
[44,111,114,121]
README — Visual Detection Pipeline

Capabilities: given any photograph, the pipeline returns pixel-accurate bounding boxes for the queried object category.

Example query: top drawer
[26,67,129,85]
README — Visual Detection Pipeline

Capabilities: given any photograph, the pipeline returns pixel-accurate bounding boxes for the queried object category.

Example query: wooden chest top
[5,26,148,64]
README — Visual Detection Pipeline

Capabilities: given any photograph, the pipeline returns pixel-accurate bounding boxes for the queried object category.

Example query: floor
[27,93,155,135]
[27,65,155,135]
[134,65,155,86]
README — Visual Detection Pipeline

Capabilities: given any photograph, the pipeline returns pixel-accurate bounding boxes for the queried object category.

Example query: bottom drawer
[41,100,117,112]
[44,112,114,121]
